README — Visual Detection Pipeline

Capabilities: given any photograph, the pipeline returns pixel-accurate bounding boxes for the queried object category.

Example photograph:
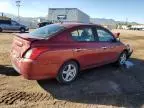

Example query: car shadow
[38,58,144,107]
[0,65,19,76]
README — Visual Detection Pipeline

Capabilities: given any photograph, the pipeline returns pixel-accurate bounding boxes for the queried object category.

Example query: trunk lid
[11,33,38,58]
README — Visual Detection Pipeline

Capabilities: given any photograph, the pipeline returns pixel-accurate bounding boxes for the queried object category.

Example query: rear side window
[0,20,11,24]
[29,24,65,38]
[71,28,95,42]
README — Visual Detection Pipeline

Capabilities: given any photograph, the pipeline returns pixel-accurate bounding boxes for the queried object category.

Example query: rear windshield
[29,24,65,38]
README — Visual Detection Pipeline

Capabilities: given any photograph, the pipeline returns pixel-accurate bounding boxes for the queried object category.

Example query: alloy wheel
[119,53,127,65]
[62,64,77,82]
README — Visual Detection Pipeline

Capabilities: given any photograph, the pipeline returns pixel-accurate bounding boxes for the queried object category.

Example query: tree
[127,25,132,28]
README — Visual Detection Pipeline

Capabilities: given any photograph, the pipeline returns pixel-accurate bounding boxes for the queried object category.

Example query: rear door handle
[102,46,107,49]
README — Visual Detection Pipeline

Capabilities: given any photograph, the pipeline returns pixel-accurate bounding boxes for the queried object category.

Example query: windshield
[12,21,19,25]
[29,24,65,38]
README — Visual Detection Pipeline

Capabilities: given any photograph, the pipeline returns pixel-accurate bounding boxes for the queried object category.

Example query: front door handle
[73,48,83,52]
[110,46,115,49]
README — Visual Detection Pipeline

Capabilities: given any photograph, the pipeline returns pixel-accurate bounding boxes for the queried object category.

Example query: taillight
[24,48,48,60]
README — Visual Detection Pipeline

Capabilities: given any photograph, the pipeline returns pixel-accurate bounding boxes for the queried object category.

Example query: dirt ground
[0,30,144,108]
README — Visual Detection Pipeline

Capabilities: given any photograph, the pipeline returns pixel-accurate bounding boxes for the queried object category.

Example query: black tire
[115,51,127,66]
[56,61,79,84]
[20,28,25,33]
[0,28,2,32]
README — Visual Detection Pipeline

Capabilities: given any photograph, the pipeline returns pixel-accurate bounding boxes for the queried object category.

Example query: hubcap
[120,53,127,65]
[21,29,24,32]
[62,64,77,82]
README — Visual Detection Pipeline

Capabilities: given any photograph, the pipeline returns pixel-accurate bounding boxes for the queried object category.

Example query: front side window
[96,28,114,42]
[11,21,19,25]
[71,28,95,42]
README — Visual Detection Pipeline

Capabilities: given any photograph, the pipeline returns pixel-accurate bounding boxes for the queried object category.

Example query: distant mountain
[90,18,139,25]
[116,21,139,25]
[90,18,116,25]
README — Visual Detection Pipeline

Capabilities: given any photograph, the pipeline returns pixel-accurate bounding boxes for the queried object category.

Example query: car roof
[56,23,102,29]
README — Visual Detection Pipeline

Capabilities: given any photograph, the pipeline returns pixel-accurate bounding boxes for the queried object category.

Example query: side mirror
[113,32,120,42]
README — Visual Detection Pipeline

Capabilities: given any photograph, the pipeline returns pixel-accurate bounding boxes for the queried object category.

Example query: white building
[48,8,90,23]
[131,25,144,30]
[102,24,117,30]
[121,25,129,30]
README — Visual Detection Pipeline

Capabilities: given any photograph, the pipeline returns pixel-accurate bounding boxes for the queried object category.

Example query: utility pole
[47,6,49,21]
[126,17,128,25]
[2,13,4,17]
[16,0,21,22]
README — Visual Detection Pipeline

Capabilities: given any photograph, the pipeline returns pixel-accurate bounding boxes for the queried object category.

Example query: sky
[0,0,143,23]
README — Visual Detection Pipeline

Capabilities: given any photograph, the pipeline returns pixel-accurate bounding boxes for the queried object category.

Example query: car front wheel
[56,61,79,84]
[117,51,127,66]
[0,28,2,32]
[20,28,25,33]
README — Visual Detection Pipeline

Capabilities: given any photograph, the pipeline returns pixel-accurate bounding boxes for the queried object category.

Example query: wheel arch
[0,27,2,31]
[64,59,80,69]
[117,49,129,61]
[122,49,129,58]
[20,27,25,30]
[59,58,81,72]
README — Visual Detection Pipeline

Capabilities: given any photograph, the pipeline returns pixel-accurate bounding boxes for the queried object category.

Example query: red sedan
[10,23,133,84]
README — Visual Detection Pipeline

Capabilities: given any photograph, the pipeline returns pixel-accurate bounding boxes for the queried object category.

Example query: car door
[2,23,11,30]
[10,21,20,30]
[70,26,107,69]
[95,26,122,63]
[0,21,10,30]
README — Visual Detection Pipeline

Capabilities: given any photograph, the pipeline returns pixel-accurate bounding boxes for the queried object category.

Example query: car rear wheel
[0,28,2,32]
[20,28,25,33]
[56,61,79,84]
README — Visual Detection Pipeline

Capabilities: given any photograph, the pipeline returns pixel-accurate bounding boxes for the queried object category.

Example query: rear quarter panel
[32,31,75,74]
